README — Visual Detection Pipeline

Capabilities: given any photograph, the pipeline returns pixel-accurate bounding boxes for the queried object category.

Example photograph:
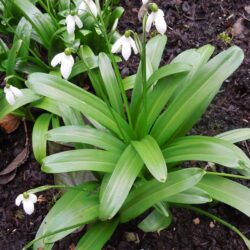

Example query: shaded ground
[0,0,250,249]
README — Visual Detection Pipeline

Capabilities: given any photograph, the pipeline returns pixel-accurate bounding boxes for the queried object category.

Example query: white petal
[74,15,83,29]
[128,37,138,54]
[146,13,154,33]
[51,52,64,67]
[22,199,35,215]
[111,37,123,53]
[15,194,24,206]
[88,0,98,17]
[122,40,131,61]
[9,86,23,98]
[66,15,76,35]
[5,89,15,105]
[155,14,167,35]
[60,55,74,79]
[78,2,87,15]
[142,0,149,4]
[29,193,37,203]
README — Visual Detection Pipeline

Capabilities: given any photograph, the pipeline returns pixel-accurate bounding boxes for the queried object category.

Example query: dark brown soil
[1,0,250,249]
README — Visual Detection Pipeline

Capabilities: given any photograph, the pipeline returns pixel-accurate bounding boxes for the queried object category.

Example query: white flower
[15,192,37,215]
[51,48,74,79]
[146,4,167,35]
[78,0,98,17]
[4,85,23,106]
[142,0,149,5]
[111,31,138,61]
[66,14,83,35]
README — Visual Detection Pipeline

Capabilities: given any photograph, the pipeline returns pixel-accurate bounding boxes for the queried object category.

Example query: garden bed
[0,0,250,249]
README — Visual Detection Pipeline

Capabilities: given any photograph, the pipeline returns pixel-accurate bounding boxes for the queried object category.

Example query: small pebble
[193,217,200,225]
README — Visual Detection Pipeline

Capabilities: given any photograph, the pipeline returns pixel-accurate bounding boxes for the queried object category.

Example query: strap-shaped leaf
[34,183,99,249]
[132,135,167,182]
[166,187,212,204]
[42,149,120,173]
[26,73,135,140]
[32,113,52,164]
[13,0,57,48]
[76,219,119,250]
[0,89,40,119]
[99,53,124,117]
[138,209,172,233]
[151,46,244,145]
[197,175,250,217]
[120,168,205,222]
[47,126,125,153]
[216,128,250,143]
[163,136,250,170]
[99,145,144,220]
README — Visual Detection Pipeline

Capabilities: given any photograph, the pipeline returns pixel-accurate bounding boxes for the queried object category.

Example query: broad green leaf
[47,126,125,153]
[0,89,40,119]
[13,0,57,48]
[42,149,120,173]
[197,175,250,217]
[99,53,124,117]
[34,183,99,249]
[146,62,191,88]
[123,74,136,90]
[163,136,250,170]
[32,113,52,164]
[138,209,172,233]
[132,135,167,182]
[14,17,32,57]
[99,145,144,220]
[166,187,212,204]
[151,46,244,145]
[26,73,135,140]
[120,168,205,222]
[76,219,119,250]
[216,128,250,143]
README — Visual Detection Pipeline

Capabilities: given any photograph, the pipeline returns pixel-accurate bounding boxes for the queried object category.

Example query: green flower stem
[206,171,250,180]
[173,204,250,249]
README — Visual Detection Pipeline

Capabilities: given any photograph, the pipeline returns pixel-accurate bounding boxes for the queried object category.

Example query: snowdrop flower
[111,31,138,61]
[78,0,98,17]
[66,11,83,35]
[15,192,37,215]
[51,48,74,79]
[146,3,167,35]
[4,85,23,105]
[142,0,149,5]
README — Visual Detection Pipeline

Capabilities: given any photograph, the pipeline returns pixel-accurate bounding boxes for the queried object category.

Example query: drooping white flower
[78,0,98,17]
[111,31,138,61]
[146,3,167,35]
[66,13,83,35]
[15,192,37,215]
[51,48,74,79]
[4,85,23,106]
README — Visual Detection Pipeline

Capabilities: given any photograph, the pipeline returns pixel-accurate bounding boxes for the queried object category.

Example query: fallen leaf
[0,115,21,134]
[231,18,245,36]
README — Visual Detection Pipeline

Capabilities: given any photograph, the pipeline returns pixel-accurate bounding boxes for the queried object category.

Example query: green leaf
[151,46,244,146]
[138,209,172,233]
[98,53,124,117]
[197,175,250,217]
[47,126,125,153]
[32,113,52,164]
[42,149,120,173]
[26,73,135,140]
[76,219,119,250]
[99,145,144,220]
[0,89,40,119]
[216,128,250,143]
[132,135,167,182]
[34,183,99,249]
[166,187,212,204]
[13,0,57,48]
[120,168,205,222]
[163,136,250,170]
